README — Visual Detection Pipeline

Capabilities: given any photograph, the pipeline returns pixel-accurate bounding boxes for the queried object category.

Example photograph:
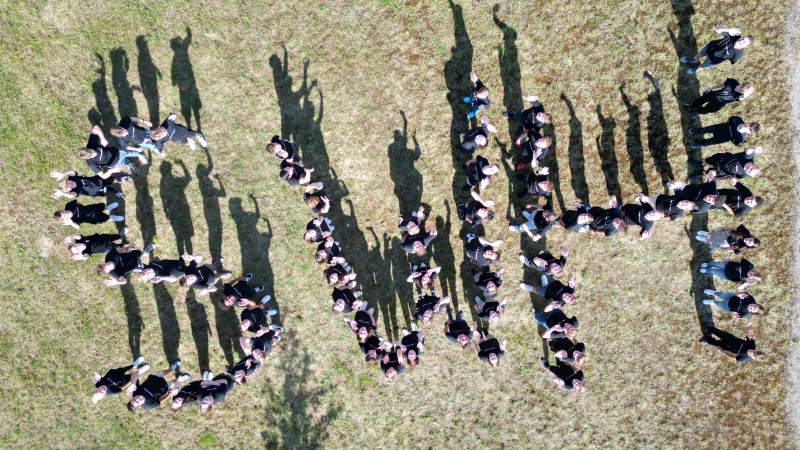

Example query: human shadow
[184,289,210,372]
[644,71,674,189]
[261,339,342,449]
[619,83,649,195]
[171,27,202,131]
[561,94,590,205]
[270,46,320,163]
[430,201,459,313]
[136,35,162,125]
[159,160,194,256]
[595,104,621,200]
[387,111,422,218]
[670,0,713,329]
[377,230,410,337]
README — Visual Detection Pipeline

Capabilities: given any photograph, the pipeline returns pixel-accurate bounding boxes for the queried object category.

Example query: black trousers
[692,92,728,115]
[697,123,733,147]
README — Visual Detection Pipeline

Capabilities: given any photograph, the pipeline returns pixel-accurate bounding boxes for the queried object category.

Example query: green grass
[0,0,795,448]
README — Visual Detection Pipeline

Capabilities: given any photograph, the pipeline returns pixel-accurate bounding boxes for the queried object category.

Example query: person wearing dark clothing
[359,334,387,364]
[548,338,587,365]
[522,274,577,308]
[314,236,343,265]
[406,264,441,290]
[699,325,764,363]
[400,228,437,257]
[670,179,722,214]
[458,191,495,226]
[700,258,761,290]
[239,301,278,333]
[332,287,363,314]
[621,199,663,239]
[78,126,145,176]
[559,202,593,232]
[412,291,450,326]
[227,354,265,385]
[444,312,478,348]
[702,147,763,179]
[138,259,187,284]
[400,327,425,367]
[534,308,579,340]
[463,155,499,190]
[684,79,754,117]
[681,27,753,74]
[92,356,149,404]
[380,345,406,381]
[459,116,497,154]
[503,93,552,142]
[179,254,232,295]
[127,360,187,411]
[474,296,506,326]
[266,135,298,162]
[150,110,207,153]
[304,216,335,243]
[689,116,759,149]
[541,359,585,391]
[169,380,203,411]
[110,116,158,152]
[219,273,266,311]
[98,244,151,286]
[476,334,507,367]
[713,178,763,217]
[344,306,378,343]
[464,233,502,267]
[695,224,761,254]
[65,233,124,260]
[517,166,552,199]
[198,374,235,413]
[519,248,569,277]
[50,169,126,200]
[647,193,696,221]
[517,132,552,170]
[55,200,123,228]
[280,160,315,186]
[508,206,557,241]
[463,72,491,119]
[303,185,332,214]
[239,327,282,362]
[588,199,626,237]
[472,268,504,297]
[703,290,764,319]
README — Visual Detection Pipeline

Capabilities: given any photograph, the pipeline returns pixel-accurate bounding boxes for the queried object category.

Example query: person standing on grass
[587,195,626,237]
[169,380,202,411]
[304,216,334,243]
[406,264,441,291]
[476,332,507,368]
[516,132,552,170]
[97,243,153,286]
[642,192,697,221]
[681,27,753,74]
[695,224,761,254]
[380,344,406,382]
[465,233,502,267]
[110,116,158,153]
[359,334,387,364]
[280,160,317,187]
[413,291,450,326]
[521,274,577,308]
[519,247,569,278]
[540,358,585,392]
[458,191,495,226]
[150,110,208,153]
[332,286,363,314]
[463,72,491,119]
[78,126,146,176]
[699,324,764,363]
[218,273,266,311]
[684,79,754,118]
[240,327,283,360]
[547,337,587,365]
[508,205,557,241]
[64,232,125,261]
[400,326,425,367]
[669,178,724,214]
[699,258,761,291]
[198,373,236,413]
[55,200,124,229]
[463,155,499,190]
[689,116,759,149]
[127,360,189,412]
[472,267,504,298]
[558,202,594,232]
[344,304,378,344]
[699,146,763,180]
[400,226,438,257]
[50,169,127,200]
[712,178,763,218]
[239,297,279,333]
[444,311,479,349]
[533,307,579,340]
[304,184,332,214]
[323,263,356,289]
[228,352,268,385]
[621,197,664,240]
[315,236,346,266]
[137,258,187,284]
[266,135,299,162]
[398,205,429,236]
[179,254,232,296]
[91,356,149,404]
[459,116,497,154]
[517,166,552,199]
[474,295,506,326]
[702,290,764,319]
[503,93,552,145]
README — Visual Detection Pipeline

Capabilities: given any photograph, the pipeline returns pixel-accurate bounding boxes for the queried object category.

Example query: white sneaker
[540,274,548,286]
[187,139,197,151]
[411,323,419,332]
[105,202,119,212]
[260,295,272,304]
[196,133,208,148]
[519,255,530,267]
[702,299,714,305]
[266,309,278,316]
[520,283,533,292]
[703,289,716,296]
[132,356,144,367]
[367,307,374,315]
[177,374,190,383]
[269,324,284,332]
[137,363,150,374]
[119,227,128,237]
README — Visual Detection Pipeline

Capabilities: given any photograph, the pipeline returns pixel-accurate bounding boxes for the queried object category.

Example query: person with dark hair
[643,192,697,221]
[700,146,763,179]
[558,202,594,232]
[684,79,754,118]
[398,205,428,236]
[699,324,764,363]
[304,216,335,243]
[621,197,664,239]
[519,247,568,277]
[521,274,577,308]
[444,311,479,348]
[91,356,149,404]
[548,337,587,365]
[218,273,266,311]
[150,110,208,153]
[412,291,450,326]
[227,353,267,386]
[323,263,356,288]
[332,286,363,314]
[399,325,425,367]
[533,307,579,340]
[238,297,278,333]
[696,224,761,254]
[137,258,187,284]
[700,258,761,290]
[508,205,557,241]
[50,169,126,200]
[359,333,387,364]
[681,27,754,74]
[463,72,491,119]
[503,93,552,144]
[540,359,585,391]
[55,200,124,228]
[97,243,153,286]
[702,290,764,319]
[64,232,125,261]
[458,191,495,226]
[280,160,315,186]
[406,264,441,291]
[689,116,759,149]
[476,332,507,367]
[169,379,203,411]
[669,178,723,214]
[179,254,232,296]
[588,196,626,237]
[77,126,146,177]
[303,184,331,214]
[344,304,377,343]
[109,116,157,153]
[465,233,502,267]
[198,373,236,413]
[712,178,763,217]
[474,295,506,326]
[516,132,552,170]
[463,155,499,190]
[517,166,552,199]
[472,267,504,297]
[380,344,407,382]
[266,135,298,162]
[127,360,188,412]
[314,236,345,265]
[400,227,437,257]
[239,327,282,362]
[458,116,497,154]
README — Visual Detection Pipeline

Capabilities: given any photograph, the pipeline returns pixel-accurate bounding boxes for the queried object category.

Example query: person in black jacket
[55,200,124,228]
[458,191,495,226]
[406,264,441,291]
[332,287,363,314]
[503,93,552,145]
[681,27,753,74]
[700,258,761,291]
[65,232,125,260]
[97,243,153,286]
[533,307,579,340]
[150,110,208,153]
[463,155,499,190]
[473,295,506,326]
[303,185,331,215]
[280,161,316,186]
[519,247,568,277]
[508,206,557,241]
[169,380,202,411]
[465,233,502,267]
[476,332,507,368]
[444,311,479,348]
[684,79,754,117]
[547,337,586,365]
[702,290,764,319]
[399,326,425,367]
[712,178,763,218]
[110,116,158,152]
[521,274,577,308]
[558,202,594,233]
[344,304,378,343]
[198,373,235,413]
[587,196,627,237]
[699,324,764,363]
[50,169,127,200]
[413,291,450,326]
[669,178,725,214]
[77,126,146,177]
[179,254,232,295]
[644,193,697,221]
[540,359,585,392]
[689,116,759,149]
[91,356,149,404]
[621,197,664,239]
[459,116,497,154]
[516,133,552,170]
[228,353,267,385]
[517,166,552,199]
[472,267,504,297]
[304,216,335,243]
[137,258,187,284]
[380,344,406,382]
[266,135,299,162]
[463,72,491,119]
[127,360,188,412]
[218,273,266,311]
[701,146,763,179]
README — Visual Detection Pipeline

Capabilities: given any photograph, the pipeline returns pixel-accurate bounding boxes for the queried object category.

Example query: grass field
[0,0,797,448]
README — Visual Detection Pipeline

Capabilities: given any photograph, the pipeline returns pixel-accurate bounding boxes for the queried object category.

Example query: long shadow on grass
[89,52,142,358]
[136,35,161,126]
[644,71,675,189]
[619,83,649,195]
[595,104,621,200]
[171,27,202,131]
[262,338,342,449]
[561,94,590,206]
[669,0,714,328]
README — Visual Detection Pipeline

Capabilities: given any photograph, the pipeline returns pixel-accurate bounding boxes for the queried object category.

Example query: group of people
[57,113,283,412]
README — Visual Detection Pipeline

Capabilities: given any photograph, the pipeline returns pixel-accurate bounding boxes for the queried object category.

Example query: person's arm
[464,158,476,166]
[104,275,127,286]
[344,317,358,333]
[722,204,735,215]
[567,274,576,289]
[50,169,77,180]
[129,117,152,127]
[744,146,764,157]
[477,237,502,247]
[96,166,125,180]
[542,324,564,339]
[714,26,741,36]
[51,189,77,199]
[499,339,508,353]
[480,116,497,134]
[120,370,139,393]
[63,234,82,244]
[717,347,737,360]
[406,272,422,283]
[702,82,725,94]
[479,178,490,190]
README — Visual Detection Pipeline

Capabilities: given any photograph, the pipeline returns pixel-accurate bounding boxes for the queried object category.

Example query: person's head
[488,352,500,367]
[740,122,760,134]
[536,112,552,124]
[612,218,628,232]
[407,349,418,366]
[746,269,762,282]
[137,268,156,283]
[406,220,420,235]
[219,294,237,310]
[92,385,108,403]
[305,195,320,210]
[421,308,434,325]
[233,369,247,385]
[304,229,319,243]
[485,281,497,296]
[474,134,488,147]
[476,208,493,220]
[69,243,86,256]
[577,213,594,225]
[365,350,378,364]
[538,180,554,192]
[357,327,369,342]
[484,249,500,262]
[419,273,434,290]
[488,310,501,326]
[266,142,289,160]
[58,179,77,193]
[109,126,128,137]
[744,237,761,248]
[481,164,499,176]
[127,395,145,411]
[734,35,754,50]
[314,250,329,264]
[475,86,490,99]
[543,210,557,222]
[535,136,552,149]
[413,241,427,257]
[239,319,252,332]
[77,148,97,160]
[677,200,697,211]
[252,349,267,364]
[573,351,587,365]
[332,299,346,314]
[564,324,578,339]
[744,196,764,208]
[737,82,755,99]
[180,274,198,287]
[743,163,761,177]
[325,269,339,286]
[385,367,398,381]
[150,127,167,140]
[644,210,665,221]
[457,333,471,348]
[200,395,214,413]
[54,210,73,223]
[748,303,765,315]
[572,379,586,392]
[170,396,185,411]
[747,349,765,361]
[96,262,115,275]
[561,292,575,305]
